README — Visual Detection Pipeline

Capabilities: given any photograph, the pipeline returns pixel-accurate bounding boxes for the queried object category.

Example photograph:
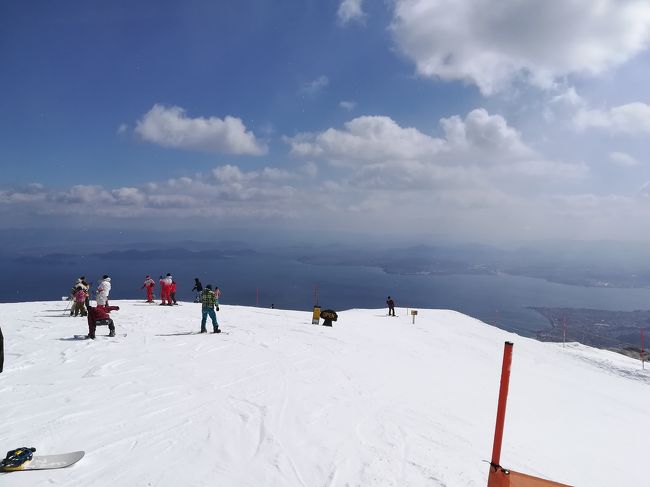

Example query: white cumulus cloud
[135,104,267,155]
[338,0,366,25]
[391,0,650,95]
[286,108,586,192]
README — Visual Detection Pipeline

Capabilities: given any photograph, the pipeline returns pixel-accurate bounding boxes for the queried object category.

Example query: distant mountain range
[9,238,650,289]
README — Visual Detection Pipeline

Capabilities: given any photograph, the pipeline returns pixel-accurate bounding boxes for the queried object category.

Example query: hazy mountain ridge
[13,246,261,264]
[12,239,650,288]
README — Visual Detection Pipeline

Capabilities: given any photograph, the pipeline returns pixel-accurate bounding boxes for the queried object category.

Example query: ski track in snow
[0,301,648,486]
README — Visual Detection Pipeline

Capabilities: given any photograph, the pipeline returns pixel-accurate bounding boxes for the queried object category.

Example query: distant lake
[4,253,650,337]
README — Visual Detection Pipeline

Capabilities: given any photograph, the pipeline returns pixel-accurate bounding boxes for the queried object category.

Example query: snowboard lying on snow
[1,448,84,472]
[155,330,228,336]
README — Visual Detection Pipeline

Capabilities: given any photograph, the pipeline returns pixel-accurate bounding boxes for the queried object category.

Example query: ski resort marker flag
[487,342,571,487]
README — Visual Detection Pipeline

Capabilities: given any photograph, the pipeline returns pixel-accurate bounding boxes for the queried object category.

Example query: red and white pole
[490,341,514,471]
[641,328,645,370]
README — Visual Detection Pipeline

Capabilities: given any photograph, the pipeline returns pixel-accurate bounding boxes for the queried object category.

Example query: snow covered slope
[0,301,647,486]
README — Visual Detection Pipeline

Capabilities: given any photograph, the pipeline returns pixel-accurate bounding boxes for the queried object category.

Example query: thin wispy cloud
[300,76,329,96]
[609,152,640,167]
[574,102,650,134]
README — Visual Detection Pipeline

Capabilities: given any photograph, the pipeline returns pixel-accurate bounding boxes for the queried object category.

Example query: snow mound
[0,301,647,486]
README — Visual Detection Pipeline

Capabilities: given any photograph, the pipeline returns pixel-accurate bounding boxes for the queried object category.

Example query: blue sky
[3,0,650,244]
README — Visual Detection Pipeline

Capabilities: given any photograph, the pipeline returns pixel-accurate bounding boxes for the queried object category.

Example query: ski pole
[62,298,72,316]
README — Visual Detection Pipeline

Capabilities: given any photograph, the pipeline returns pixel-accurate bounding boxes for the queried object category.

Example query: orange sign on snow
[488,468,572,487]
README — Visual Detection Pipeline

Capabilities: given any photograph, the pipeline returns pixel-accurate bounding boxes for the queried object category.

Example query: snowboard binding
[1,447,36,471]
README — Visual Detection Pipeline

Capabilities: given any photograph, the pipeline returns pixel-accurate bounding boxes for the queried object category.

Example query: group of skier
[67,275,117,339]
[139,275,223,333]
[68,275,112,315]
[71,273,396,340]
[141,274,178,305]
[69,273,224,338]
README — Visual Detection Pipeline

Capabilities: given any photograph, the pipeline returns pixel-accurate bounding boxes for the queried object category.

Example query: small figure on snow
[158,276,167,305]
[78,276,90,307]
[159,273,173,306]
[69,276,88,303]
[96,275,111,306]
[386,296,396,317]
[192,278,203,302]
[170,280,178,305]
[142,275,155,303]
[86,304,120,339]
[199,285,221,334]
[70,286,88,317]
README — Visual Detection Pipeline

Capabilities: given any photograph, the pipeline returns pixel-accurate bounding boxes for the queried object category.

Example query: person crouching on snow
[86,304,120,339]
[96,275,111,306]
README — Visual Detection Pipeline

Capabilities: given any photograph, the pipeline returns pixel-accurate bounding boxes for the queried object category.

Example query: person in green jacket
[200,285,221,334]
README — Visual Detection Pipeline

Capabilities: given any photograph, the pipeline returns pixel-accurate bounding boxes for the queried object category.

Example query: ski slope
[1,300,648,486]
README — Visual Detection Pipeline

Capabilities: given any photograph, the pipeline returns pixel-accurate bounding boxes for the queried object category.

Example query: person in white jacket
[96,275,112,306]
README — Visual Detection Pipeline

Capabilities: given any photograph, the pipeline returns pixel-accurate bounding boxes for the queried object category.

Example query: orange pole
[642,328,645,370]
[490,341,514,468]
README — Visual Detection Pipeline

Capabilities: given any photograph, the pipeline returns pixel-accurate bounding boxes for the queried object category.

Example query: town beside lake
[532,307,649,358]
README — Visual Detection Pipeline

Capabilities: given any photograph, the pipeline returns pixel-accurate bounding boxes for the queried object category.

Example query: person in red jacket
[142,276,155,303]
[170,280,178,305]
[86,304,120,339]
[159,275,168,305]
[159,273,173,306]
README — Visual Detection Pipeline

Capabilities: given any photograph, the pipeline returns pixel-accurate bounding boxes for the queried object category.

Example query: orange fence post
[491,341,514,469]
[487,341,572,487]
[642,328,645,370]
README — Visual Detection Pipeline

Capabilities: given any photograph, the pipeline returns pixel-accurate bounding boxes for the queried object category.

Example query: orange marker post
[490,341,514,471]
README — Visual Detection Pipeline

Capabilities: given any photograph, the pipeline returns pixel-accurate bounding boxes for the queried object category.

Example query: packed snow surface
[1,301,648,486]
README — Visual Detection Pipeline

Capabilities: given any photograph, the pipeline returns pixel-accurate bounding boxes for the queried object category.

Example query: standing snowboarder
[192,278,203,302]
[199,285,220,334]
[142,276,155,303]
[96,275,111,306]
[386,296,396,316]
